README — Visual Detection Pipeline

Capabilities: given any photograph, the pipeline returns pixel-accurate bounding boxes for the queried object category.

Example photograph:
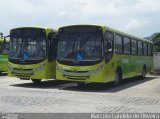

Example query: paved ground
[0,74,160,113]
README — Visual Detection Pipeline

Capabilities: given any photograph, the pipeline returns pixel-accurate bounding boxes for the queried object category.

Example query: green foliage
[153,33,160,52]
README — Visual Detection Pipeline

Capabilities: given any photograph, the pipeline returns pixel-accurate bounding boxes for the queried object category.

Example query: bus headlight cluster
[89,65,103,74]
[8,64,14,72]
[57,66,64,73]
[57,65,103,75]
[33,64,45,72]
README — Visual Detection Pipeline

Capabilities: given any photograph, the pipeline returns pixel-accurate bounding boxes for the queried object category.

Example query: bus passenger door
[104,31,114,63]
[104,31,114,81]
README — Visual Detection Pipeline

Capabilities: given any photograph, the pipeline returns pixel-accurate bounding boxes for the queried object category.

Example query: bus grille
[13,68,34,72]
[15,73,33,78]
[12,68,34,78]
[64,70,88,73]
[64,74,90,80]
[63,70,89,75]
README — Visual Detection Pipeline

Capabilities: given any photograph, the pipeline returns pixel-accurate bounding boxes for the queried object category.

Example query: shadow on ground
[0,72,8,76]
[10,76,157,93]
[10,80,71,89]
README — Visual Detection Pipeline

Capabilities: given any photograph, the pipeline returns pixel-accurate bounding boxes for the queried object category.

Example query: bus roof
[59,24,102,29]
[10,26,57,32]
[59,24,152,44]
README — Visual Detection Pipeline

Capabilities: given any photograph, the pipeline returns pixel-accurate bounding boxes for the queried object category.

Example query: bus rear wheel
[113,69,121,87]
[31,79,41,84]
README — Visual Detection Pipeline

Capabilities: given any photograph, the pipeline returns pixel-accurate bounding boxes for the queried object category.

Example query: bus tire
[141,66,146,80]
[113,69,121,87]
[31,79,41,84]
[77,82,85,87]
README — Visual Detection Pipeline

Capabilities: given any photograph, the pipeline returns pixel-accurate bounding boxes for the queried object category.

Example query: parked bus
[56,25,153,86]
[8,27,57,83]
[0,33,9,74]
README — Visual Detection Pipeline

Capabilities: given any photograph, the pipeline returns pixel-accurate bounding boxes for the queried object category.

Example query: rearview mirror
[48,32,54,40]
[48,32,58,40]
[0,33,3,38]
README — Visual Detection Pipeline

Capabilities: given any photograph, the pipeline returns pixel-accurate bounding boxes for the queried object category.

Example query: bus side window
[138,41,143,55]
[131,39,137,55]
[148,44,151,56]
[124,37,131,54]
[115,35,123,54]
[104,31,114,63]
[143,42,148,55]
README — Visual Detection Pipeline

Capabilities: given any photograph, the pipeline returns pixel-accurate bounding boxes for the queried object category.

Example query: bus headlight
[89,65,103,74]
[57,66,64,73]
[8,64,14,72]
[33,64,45,72]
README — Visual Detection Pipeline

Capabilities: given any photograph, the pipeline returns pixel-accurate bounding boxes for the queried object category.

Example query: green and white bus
[8,27,57,83]
[0,33,9,74]
[56,25,153,86]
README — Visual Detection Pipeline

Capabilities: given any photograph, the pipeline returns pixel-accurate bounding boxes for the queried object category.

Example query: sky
[0,0,160,37]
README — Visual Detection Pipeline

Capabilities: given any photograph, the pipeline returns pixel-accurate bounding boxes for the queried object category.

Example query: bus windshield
[58,26,103,65]
[9,28,46,61]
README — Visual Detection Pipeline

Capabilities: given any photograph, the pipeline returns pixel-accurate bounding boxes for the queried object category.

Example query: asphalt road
[0,74,160,115]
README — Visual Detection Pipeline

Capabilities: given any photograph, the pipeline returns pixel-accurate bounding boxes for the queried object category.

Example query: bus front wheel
[31,79,41,84]
[113,69,121,87]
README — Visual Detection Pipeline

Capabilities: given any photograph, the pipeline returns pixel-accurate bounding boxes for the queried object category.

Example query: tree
[153,33,160,52]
